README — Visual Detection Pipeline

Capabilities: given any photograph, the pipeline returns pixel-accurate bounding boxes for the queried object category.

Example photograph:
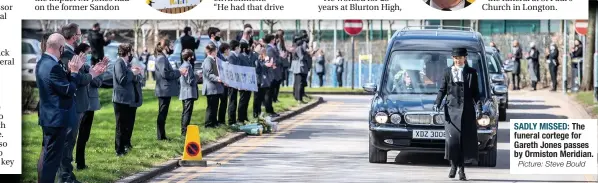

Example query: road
[149,90,597,183]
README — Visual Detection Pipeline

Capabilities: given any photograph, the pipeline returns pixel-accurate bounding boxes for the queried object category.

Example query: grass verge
[23,89,300,183]
[572,91,598,117]
[279,86,365,93]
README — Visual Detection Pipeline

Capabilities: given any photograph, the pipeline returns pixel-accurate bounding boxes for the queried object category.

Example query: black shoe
[116,153,126,157]
[448,166,457,178]
[458,167,467,181]
[269,113,280,117]
[158,137,169,141]
[76,164,88,170]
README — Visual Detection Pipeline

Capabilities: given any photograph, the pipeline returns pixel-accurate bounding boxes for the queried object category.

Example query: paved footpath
[149,90,597,183]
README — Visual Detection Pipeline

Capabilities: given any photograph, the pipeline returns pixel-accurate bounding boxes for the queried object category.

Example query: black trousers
[205,94,221,128]
[549,64,558,90]
[317,73,324,87]
[238,90,252,122]
[294,74,306,101]
[572,62,583,86]
[282,68,290,86]
[271,80,281,102]
[253,87,274,118]
[157,97,171,140]
[75,111,95,167]
[218,88,228,124]
[59,111,81,182]
[511,73,520,89]
[227,87,238,124]
[38,126,66,183]
[181,99,195,136]
[114,103,136,154]
[336,72,343,87]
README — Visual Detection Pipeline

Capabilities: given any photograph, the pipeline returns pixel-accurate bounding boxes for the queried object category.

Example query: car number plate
[412,130,445,139]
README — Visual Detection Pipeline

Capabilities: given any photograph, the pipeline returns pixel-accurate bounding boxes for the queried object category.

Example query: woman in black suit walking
[434,48,482,181]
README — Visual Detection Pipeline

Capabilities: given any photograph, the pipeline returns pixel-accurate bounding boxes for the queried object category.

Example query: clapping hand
[90,56,109,78]
[179,67,189,76]
[68,53,85,73]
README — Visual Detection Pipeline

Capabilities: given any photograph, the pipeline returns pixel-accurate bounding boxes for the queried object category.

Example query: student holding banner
[238,41,254,123]
[221,42,239,125]
[202,44,225,127]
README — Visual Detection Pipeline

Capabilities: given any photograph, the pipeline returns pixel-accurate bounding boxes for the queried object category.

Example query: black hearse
[363,26,499,167]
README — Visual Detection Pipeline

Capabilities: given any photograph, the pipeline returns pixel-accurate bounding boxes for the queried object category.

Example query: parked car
[166,35,210,84]
[485,46,509,121]
[22,39,42,83]
[364,26,500,167]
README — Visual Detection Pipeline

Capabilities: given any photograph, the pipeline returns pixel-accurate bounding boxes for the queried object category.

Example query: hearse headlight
[374,112,388,123]
[491,74,505,82]
[390,114,402,124]
[477,115,491,127]
[434,115,445,125]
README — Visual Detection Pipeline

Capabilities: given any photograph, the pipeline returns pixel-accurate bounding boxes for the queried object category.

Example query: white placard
[510,119,598,175]
[219,61,258,92]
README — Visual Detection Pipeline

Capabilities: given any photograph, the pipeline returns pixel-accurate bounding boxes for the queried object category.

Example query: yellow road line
[158,108,320,182]
[176,106,332,183]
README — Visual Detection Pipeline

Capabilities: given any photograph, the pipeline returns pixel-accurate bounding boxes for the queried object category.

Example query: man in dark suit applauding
[36,33,85,183]
[58,23,108,183]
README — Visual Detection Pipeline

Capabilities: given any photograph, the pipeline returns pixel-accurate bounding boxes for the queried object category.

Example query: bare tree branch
[190,20,210,35]
[263,20,279,34]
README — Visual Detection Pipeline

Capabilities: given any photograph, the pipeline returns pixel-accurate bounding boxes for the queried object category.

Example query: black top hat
[452,48,468,57]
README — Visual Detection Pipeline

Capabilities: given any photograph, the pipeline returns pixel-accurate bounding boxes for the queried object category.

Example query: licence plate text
[413,130,445,139]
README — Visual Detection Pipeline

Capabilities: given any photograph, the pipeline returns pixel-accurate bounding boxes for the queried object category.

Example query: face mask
[127,55,133,62]
[166,48,174,55]
[59,46,64,58]
[215,36,221,41]
[550,46,556,50]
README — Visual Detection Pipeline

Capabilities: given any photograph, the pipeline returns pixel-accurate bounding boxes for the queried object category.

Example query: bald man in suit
[426,0,472,11]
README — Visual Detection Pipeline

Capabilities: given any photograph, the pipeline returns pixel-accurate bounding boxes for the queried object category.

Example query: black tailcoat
[434,66,480,162]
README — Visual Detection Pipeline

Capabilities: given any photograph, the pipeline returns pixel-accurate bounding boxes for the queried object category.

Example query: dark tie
[442,8,451,11]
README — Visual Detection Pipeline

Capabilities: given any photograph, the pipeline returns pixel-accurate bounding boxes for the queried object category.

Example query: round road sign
[575,20,588,35]
[344,20,363,36]
[186,142,200,157]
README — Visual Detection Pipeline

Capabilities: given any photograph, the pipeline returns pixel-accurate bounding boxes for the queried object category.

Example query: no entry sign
[344,20,363,36]
[575,20,588,35]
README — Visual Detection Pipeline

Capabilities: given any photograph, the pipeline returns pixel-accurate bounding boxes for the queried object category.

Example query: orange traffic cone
[178,125,207,167]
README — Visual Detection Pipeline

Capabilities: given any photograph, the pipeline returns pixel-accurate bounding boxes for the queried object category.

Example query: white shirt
[451,66,464,82]
[430,0,465,10]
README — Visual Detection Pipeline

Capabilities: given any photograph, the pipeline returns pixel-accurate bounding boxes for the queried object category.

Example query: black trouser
[253,87,273,118]
[227,87,238,124]
[282,68,290,86]
[317,73,324,87]
[114,103,136,154]
[181,99,194,136]
[238,90,252,122]
[38,126,66,183]
[336,71,343,87]
[572,62,583,86]
[76,111,95,167]
[205,94,221,128]
[157,97,171,140]
[271,80,281,102]
[218,88,228,124]
[511,73,520,89]
[59,110,81,182]
[549,64,558,90]
[294,74,306,101]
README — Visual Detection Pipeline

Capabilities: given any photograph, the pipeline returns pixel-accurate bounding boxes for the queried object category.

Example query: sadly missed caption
[33,0,124,11]
[510,119,597,174]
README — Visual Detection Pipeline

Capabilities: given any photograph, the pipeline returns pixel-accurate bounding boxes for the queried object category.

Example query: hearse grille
[404,114,445,125]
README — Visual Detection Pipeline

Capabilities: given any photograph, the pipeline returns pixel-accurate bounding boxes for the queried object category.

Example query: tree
[39,20,52,33]
[388,20,395,41]
[152,20,160,45]
[582,4,596,91]
[133,20,148,50]
[264,20,279,34]
[190,20,209,35]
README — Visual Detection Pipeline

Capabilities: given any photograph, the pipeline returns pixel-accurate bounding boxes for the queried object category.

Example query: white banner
[217,58,258,92]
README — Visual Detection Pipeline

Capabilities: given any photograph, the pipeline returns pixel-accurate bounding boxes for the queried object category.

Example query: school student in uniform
[202,44,226,127]
[238,41,254,123]
[179,49,198,136]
